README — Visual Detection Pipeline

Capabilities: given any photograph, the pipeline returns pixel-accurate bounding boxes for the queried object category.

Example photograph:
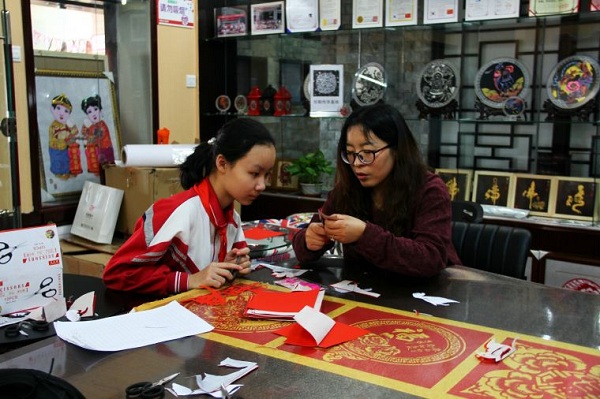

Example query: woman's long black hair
[179,118,275,189]
[329,103,428,235]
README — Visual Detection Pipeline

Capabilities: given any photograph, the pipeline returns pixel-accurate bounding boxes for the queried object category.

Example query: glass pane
[0,4,17,229]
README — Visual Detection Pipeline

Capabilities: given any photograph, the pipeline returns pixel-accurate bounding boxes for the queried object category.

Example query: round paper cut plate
[546,55,600,110]
[474,57,530,109]
[416,59,460,108]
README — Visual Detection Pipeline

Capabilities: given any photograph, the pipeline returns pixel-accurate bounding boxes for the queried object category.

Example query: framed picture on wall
[552,176,598,221]
[273,160,299,191]
[472,171,515,207]
[215,6,248,38]
[251,1,285,35]
[35,69,121,203]
[512,174,554,216]
[435,169,473,201]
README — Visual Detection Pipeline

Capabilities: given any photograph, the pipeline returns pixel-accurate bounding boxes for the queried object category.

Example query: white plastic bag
[70,181,124,244]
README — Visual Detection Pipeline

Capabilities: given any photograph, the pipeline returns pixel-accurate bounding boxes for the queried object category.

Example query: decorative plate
[416,59,460,108]
[474,57,530,109]
[234,94,247,114]
[546,55,600,110]
[215,95,231,113]
[352,62,387,107]
[303,73,312,101]
[502,96,526,117]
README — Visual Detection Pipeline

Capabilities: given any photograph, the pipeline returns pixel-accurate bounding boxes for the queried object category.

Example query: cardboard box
[104,165,183,235]
[545,259,600,294]
[62,253,113,279]
[0,225,63,315]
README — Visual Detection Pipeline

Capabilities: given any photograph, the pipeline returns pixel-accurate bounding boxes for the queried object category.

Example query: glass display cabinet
[198,1,600,283]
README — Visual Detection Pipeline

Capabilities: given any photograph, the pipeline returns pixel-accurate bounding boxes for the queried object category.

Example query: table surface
[1,262,599,399]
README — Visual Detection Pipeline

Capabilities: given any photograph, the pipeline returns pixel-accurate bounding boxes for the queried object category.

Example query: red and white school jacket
[103,179,246,296]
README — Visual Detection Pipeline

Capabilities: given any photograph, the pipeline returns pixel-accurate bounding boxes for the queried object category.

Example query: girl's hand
[323,214,366,244]
[225,247,251,276]
[305,222,330,251]
[188,259,244,289]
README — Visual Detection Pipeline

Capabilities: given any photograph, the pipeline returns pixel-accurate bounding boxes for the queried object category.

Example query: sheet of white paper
[413,292,459,306]
[294,305,335,345]
[331,280,381,298]
[54,301,213,351]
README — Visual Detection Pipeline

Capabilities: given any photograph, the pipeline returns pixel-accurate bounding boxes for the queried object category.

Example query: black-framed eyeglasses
[341,145,391,165]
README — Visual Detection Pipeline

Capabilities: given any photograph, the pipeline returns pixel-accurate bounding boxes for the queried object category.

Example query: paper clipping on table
[65,291,96,321]
[274,277,322,291]
[330,280,381,298]
[413,292,459,306]
[476,337,518,363]
[168,357,258,398]
[274,305,369,348]
[54,300,213,351]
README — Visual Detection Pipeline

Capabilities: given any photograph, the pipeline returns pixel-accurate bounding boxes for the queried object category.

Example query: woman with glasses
[292,103,461,277]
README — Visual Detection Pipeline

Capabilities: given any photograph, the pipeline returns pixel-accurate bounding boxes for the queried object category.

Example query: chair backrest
[451,221,531,279]
[451,200,484,223]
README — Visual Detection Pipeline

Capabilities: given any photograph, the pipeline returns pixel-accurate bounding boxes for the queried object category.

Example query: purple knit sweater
[292,172,462,277]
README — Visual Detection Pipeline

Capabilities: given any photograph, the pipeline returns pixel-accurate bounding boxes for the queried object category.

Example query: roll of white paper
[120,144,196,167]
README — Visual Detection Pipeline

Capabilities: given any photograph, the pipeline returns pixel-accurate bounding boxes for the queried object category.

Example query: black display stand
[416,99,457,120]
[543,99,596,122]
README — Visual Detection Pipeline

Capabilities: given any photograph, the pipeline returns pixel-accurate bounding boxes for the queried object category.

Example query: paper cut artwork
[475,338,517,363]
[413,292,460,306]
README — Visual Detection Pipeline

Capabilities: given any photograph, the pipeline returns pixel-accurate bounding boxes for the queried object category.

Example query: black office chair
[451,200,484,223]
[451,221,531,279]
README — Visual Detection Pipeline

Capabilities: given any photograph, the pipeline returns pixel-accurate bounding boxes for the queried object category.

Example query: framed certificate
[385,0,418,27]
[286,0,318,33]
[465,0,520,21]
[424,0,459,24]
[352,0,383,29]
[320,0,341,30]
[529,0,579,16]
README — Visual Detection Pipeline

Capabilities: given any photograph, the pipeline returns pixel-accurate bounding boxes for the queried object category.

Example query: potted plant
[286,150,335,196]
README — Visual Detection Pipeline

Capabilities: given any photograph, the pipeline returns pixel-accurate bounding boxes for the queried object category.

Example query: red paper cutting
[244,227,285,240]
[274,321,369,348]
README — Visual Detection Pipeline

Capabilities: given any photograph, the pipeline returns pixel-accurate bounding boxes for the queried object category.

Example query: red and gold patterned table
[1,264,599,398]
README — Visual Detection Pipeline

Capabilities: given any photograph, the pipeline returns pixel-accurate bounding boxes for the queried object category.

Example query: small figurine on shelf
[260,84,277,116]
[247,86,262,116]
[274,86,292,116]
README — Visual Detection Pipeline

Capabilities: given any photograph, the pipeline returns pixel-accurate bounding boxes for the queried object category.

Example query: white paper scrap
[331,280,381,298]
[54,300,213,351]
[413,292,459,306]
[294,305,335,345]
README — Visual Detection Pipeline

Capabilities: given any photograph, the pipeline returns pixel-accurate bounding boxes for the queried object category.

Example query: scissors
[0,241,27,264]
[125,372,179,399]
[33,276,58,298]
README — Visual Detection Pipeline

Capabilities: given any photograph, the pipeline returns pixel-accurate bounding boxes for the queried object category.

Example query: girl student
[103,118,276,295]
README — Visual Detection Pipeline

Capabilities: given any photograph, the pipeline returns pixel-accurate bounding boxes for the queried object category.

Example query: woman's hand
[305,222,330,251]
[323,214,366,244]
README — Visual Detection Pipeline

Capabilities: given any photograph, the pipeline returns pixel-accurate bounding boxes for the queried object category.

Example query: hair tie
[208,137,216,145]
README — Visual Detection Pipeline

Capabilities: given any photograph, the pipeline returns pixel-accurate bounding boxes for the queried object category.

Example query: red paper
[244,227,285,240]
[275,321,369,348]
[244,289,322,319]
